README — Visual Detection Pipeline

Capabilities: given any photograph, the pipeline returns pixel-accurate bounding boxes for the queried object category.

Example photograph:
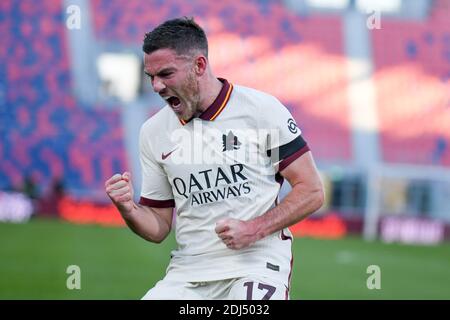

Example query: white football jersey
[139,78,310,288]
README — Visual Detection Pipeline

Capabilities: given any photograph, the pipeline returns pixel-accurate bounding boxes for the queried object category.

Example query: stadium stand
[0,0,353,203]
[90,0,353,163]
[371,0,450,166]
[0,0,128,198]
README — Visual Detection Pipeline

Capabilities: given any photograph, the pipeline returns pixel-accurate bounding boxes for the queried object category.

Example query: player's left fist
[215,218,257,250]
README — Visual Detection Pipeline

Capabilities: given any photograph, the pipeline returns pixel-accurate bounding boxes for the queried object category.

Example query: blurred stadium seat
[0,0,128,198]
[90,0,352,162]
[371,0,450,166]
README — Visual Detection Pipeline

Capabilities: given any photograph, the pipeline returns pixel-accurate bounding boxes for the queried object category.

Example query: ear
[194,55,207,76]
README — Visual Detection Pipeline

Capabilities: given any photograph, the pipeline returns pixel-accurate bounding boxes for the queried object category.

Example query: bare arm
[251,151,324,238]
[215,151,324,249]
[122,203,173,243]
[105,172,173,243]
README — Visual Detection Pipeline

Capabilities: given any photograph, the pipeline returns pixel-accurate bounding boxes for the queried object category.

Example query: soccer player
[105,17,324,300]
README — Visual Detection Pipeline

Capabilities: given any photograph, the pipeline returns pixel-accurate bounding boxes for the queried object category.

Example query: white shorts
[142,275,289,300]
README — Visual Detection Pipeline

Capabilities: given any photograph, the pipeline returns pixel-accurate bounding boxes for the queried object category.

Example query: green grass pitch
[1,218,449,299]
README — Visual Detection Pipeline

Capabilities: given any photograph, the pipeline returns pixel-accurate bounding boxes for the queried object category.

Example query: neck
[197,76,223,113]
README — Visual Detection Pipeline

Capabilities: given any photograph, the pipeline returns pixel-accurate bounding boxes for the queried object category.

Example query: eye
[160,71,173,78]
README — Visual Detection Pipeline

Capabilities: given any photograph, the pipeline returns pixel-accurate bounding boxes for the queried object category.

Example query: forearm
[120,203,171,243]
[249,183,324,241]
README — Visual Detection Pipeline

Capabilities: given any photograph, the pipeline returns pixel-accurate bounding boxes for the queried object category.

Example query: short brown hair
[143,17,208,58]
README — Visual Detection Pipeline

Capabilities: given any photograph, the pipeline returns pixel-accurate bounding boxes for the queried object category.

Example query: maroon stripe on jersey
[281,229,293,298]
[281,229,292,241]
[275,172,284,187]
[179,78,232,125]
[199,78,232,121]
[278,145,310,172]
[274,172,284,206]
[139,197,175,208]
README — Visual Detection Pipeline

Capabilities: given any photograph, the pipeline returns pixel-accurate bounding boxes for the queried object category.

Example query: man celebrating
[105,17,324,300]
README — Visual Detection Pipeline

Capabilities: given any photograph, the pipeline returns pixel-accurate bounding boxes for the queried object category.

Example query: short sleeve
[138,126,175,208]
[259,96,310,172]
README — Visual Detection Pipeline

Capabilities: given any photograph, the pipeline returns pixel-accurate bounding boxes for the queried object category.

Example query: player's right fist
[105,171,134,215]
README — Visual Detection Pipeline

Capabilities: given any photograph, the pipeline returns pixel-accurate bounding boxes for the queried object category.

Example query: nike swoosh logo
[162,147,178,160]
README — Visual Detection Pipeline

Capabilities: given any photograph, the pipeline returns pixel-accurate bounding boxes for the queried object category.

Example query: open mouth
[166,96,181,111]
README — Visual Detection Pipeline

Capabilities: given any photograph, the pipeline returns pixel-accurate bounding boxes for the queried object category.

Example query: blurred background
[0,0,449,299]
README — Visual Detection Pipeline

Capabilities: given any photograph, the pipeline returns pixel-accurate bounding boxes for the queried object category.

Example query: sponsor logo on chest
[172,163,251,207]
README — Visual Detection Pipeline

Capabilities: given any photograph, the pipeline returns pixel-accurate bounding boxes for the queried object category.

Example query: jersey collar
[179,78,233,125]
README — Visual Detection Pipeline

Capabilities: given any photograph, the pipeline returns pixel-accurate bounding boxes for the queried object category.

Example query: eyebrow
[144,67,176,78]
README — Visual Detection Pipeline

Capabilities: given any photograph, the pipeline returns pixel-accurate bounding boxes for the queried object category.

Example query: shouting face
[144,49,201,121]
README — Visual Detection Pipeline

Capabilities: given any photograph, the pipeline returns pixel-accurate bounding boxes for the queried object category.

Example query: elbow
[147,230,170,244]
[145,216,172,243]
[309,184,325,214]
[151,237,165,244]
[153,223,172,243]
[154,232,169,243]
[315,187,325,211]
[144,234,165,244]
[291,181,325,214]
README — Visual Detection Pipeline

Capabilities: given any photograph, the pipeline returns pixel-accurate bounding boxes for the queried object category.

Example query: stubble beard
[181,71,201,121]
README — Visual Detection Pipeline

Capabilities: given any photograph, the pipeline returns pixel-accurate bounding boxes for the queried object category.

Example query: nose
[152,77,166,93]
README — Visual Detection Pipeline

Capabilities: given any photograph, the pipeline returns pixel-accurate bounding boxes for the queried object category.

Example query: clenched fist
[215,218,259,250]
[105,171,134,215]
